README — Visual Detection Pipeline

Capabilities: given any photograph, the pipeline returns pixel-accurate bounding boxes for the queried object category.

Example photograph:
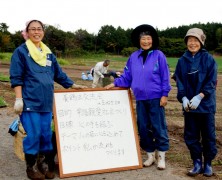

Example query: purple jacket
[114,49,171,100]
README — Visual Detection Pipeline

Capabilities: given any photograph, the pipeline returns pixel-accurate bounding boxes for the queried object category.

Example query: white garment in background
[92,61,109,88]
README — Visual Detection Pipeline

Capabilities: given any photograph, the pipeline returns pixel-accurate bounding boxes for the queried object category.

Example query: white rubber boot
[157,151,166,170]
[143,152,155,167]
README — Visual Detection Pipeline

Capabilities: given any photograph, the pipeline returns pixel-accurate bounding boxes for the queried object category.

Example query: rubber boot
[187,159,203,176]
[157,151,166,170]
[25,154,45,180]
[46,153,56,179]
[38,152,55,179]
[203,161,213,177]
[143,152,156,167]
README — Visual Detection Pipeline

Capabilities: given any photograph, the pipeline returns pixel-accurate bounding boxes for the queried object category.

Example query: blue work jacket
[10,43,74,112]
[174,49,217,113]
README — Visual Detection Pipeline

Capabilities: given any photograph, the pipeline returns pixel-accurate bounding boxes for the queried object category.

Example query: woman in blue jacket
[10,20,86,180]
[174,28,217,177]
[105,24,171,170]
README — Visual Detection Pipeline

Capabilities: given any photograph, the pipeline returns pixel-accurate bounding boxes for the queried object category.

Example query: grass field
[1,52,222,73]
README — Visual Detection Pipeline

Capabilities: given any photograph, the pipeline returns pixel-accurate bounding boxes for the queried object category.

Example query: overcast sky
[1,0,221,34]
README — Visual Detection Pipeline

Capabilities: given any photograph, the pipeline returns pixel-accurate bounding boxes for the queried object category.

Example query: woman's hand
[104,83,115,89]
[160,96,168,107]
[71,84,87,89]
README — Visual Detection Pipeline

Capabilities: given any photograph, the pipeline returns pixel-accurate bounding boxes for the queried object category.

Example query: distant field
[0,52,221,73]
[167,56,222,73]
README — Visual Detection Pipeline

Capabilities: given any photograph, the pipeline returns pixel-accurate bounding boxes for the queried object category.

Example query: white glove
[189,94,203,110]
[14,98,23,115]
[182,96,190,112]
[71,84,87,89]
[100,74,104,78]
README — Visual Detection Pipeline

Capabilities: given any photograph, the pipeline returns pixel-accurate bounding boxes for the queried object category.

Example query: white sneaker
[157,151,166,170]
[143,152,155,167]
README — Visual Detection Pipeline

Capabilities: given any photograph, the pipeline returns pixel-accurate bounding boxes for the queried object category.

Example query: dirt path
[1,63,221,179]
[0,107,191,180]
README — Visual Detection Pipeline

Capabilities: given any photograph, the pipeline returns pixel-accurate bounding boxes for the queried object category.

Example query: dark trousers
[107,71,119,79]
[136,99,169,152]
[184,112,217,161]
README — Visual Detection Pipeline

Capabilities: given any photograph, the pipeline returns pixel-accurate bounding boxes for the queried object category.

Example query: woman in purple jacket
[105,24,171,170]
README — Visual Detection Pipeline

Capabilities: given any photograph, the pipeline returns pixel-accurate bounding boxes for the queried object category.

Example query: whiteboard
[53,88,142,178]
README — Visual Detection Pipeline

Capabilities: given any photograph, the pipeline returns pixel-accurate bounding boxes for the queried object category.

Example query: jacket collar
[138,48,153,57]
[183,48,207,61]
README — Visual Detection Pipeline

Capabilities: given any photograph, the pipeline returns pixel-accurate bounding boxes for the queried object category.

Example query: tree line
[0,22,222,57]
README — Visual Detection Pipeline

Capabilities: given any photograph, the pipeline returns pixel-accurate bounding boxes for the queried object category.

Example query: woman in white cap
[174,28,217,177]
[105,24,171,170]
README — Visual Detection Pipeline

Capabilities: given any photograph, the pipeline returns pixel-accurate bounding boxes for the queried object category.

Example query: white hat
[184,28,206,46]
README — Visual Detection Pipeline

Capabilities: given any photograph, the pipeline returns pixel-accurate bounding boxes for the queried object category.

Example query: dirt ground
[1,63,222,180]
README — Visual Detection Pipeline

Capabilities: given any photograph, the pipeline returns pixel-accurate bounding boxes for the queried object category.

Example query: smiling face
[26,21,44,47]
[187,36,201,55]
[140,35,153,50]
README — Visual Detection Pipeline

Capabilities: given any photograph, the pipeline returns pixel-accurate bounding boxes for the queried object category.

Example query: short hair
[139,31,152,39]
[104,60,110,65]
[26,20,44,32]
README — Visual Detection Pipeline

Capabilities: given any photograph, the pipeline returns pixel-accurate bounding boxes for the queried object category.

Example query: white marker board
[53,88,142,178]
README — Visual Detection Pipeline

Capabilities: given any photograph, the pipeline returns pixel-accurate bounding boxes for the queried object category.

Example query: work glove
[100,74,104,78]
[71,84,87,89]
[189,94,203,110]
[182,96,190,112]
[14,98,23,115]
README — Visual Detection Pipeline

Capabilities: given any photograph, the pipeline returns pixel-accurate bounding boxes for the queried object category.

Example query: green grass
[0,73,10,82]
[0,96,7,107]
[1,52,222,72]
[64,54,128,70]
[166,58,179,72]
[57,58,71,65]
[167,56,222,73]
[215,56,222,73]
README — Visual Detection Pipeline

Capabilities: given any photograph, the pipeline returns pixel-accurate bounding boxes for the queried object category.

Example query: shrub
[96,49,106,54]
[121,47,138,56]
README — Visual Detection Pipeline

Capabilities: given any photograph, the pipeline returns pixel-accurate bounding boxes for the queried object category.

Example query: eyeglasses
[28,28,43,32]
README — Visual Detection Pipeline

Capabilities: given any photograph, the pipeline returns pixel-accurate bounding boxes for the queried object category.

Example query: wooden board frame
[53,88,142,178]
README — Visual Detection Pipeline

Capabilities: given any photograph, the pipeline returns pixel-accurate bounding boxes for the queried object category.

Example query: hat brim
[131,24,159,49]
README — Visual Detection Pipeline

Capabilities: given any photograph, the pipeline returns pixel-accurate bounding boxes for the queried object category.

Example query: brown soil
[1,63,222,180]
